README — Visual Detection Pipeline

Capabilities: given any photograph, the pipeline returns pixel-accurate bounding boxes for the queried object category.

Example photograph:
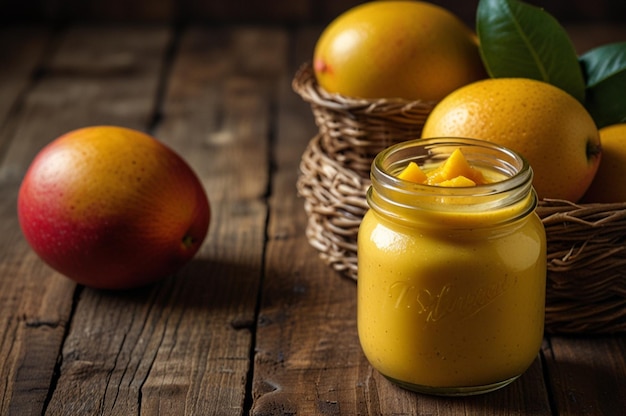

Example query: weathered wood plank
[42,25,287,415]
[0,181,76,416]
[253,25,363,416]
[0,25,171,183]
[142,25,288,415]
[544,336,626,415]
[0,27,74,415]
[0,26,50,135]
[0,25,170,415]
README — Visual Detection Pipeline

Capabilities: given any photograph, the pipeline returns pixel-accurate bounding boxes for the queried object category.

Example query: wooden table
[1,22,625,416]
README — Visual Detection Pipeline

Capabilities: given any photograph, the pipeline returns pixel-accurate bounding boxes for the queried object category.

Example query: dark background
[2,0,625,26]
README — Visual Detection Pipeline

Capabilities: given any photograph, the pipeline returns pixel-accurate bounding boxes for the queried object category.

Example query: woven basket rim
[292,62,438,113]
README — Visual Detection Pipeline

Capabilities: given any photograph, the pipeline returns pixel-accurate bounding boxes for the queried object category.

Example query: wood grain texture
[0,25,170,183]
[39,26,287,415]
[0,22,625,416]
[544,336,626,415]
[0,182,76,416]
[0,27,50,138]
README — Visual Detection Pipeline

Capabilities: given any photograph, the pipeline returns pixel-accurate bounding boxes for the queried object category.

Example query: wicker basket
[292,63,436,177]
[294,64,626,335]
[298,134,369,278]
[537,200,626,334]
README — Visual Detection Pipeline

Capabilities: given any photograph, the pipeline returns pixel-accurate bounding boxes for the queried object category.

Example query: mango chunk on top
[438,175,477,187]
[397,148,488,187]
[397,161,427,183]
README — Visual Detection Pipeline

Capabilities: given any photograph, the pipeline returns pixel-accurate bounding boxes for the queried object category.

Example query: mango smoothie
[357,138,546,395]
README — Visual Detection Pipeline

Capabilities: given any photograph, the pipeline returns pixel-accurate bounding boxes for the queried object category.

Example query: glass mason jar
[357,137,546,396]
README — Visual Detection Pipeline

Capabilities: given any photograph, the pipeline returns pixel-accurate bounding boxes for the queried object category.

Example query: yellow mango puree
[358,147,546,393]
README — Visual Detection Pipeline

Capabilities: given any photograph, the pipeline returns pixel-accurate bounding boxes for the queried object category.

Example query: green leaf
[476,0,586,103]
[579,42,626,128]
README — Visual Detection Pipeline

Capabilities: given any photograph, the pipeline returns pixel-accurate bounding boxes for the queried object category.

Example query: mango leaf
[477,0,586,103]
[579,42,626,128]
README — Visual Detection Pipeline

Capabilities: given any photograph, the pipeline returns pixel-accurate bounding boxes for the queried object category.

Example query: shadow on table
[87,256,262,312]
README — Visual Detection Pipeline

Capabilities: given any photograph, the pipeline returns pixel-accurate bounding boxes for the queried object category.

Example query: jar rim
[368,137,537,224]
[372,137,532,197]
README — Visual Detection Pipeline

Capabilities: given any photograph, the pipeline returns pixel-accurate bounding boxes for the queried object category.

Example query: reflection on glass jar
[357,137,546,396]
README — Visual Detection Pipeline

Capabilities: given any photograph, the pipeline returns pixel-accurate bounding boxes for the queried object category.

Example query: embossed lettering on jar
[357,138,547,396]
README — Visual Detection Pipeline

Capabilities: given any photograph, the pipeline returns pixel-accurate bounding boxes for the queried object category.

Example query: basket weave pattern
[538,200,626,333]
[298,134,369,278]
[293,63,435,177]
[294,64,626,334]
